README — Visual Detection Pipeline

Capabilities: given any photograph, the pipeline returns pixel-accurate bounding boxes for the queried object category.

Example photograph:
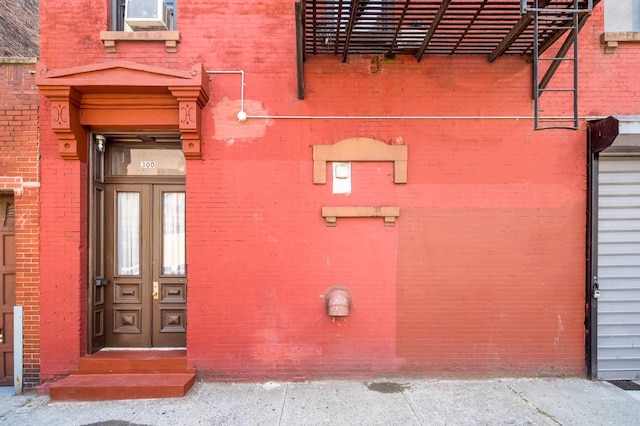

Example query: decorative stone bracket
[314,138,405,227]
[36,61,209,161]
[39,86,87,160]
[313,137,407,184]
[100,31,180,54]
[601,32,640,54]
[322,206,400,227]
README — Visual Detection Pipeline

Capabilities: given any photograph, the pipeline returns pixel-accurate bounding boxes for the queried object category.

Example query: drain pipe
[205,70,247,122]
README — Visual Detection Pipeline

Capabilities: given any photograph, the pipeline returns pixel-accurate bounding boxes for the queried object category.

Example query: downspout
[585,116,619,379]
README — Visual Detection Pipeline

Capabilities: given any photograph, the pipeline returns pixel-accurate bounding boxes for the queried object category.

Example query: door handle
[152,281,159,300]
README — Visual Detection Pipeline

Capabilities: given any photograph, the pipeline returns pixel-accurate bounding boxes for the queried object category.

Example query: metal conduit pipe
[204,70,607,123]
[244,114,606,121]
[205,70,247,121]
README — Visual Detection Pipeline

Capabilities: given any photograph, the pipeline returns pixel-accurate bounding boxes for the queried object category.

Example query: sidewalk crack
[401,389,425,426]
[505,383,562,425]
[278,383,288,426]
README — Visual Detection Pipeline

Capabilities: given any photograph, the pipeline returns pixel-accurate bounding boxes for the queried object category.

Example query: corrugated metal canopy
[303,0,599,62]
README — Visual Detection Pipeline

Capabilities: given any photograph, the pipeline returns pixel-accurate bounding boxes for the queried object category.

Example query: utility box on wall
[332,162,351,194]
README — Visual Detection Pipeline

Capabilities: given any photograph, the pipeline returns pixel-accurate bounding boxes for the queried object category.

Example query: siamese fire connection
[324,286,353,317]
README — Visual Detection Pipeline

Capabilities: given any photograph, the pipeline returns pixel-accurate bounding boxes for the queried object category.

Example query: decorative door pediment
[37,61,210,161]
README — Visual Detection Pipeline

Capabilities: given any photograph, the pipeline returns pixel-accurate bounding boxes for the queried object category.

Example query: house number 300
[140,161,156,169]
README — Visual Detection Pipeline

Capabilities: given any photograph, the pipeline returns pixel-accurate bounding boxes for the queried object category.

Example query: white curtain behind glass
[163,192,185,275]
[117,192,140,275]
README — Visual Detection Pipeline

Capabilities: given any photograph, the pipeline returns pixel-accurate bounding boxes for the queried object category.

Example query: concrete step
[75,350,189,374]
[49,372,196,401]
[49,350,195,401]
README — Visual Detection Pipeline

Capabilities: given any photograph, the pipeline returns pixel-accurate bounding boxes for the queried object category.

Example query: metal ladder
[520,0,593,130]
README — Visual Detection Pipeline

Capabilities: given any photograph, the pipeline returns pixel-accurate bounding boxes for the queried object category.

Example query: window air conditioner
[124,0,173,31]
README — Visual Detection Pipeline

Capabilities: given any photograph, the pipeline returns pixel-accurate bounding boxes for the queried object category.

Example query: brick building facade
[32,0,640,388]
[0,59,40,388]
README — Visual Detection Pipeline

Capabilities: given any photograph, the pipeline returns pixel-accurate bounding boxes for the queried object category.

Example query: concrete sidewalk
[0,378,639,425]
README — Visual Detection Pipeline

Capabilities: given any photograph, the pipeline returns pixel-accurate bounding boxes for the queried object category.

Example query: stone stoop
[49,350,195,402]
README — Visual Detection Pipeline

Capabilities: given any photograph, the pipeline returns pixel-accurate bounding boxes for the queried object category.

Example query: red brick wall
[37,2,638,380]
[186,55,590,379]
[0,60,40,387]
[38,108,88,380]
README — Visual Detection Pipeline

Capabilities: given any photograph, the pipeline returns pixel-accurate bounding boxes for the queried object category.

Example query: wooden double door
[90,182,187,351]
[96,183,187,348]
[90,139,187,350]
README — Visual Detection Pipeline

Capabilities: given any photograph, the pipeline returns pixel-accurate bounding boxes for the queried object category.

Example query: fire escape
[296,0,599,130]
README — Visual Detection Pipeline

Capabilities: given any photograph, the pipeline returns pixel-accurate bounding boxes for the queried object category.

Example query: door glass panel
[94,187,104,277]
[116,192,140,276]
[162,192,185,276]
[110,147,186,176]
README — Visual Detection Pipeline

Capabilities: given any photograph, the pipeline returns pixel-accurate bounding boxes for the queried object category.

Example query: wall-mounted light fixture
[95,134,106,154]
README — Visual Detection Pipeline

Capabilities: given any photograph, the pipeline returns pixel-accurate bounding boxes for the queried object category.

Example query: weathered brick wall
[38,106,88,381]
[185,55,589,378]
[0,59,40,387]
[38,2,637,380]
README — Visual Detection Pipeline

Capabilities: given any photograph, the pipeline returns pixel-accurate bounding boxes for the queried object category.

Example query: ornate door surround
[36,61,210,161]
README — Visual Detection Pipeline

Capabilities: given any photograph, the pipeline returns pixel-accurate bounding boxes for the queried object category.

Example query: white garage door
[597,155,640,380]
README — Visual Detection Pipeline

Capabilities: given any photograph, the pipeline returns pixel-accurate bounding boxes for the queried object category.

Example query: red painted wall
[0,60,40,387]
[37,2,638,381]
[39,120,88,380]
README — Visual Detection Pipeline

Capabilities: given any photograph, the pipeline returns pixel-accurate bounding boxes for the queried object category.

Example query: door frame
[0,194,15,385]
[586,126,599,379]
[587,117,621,378]
[87,132,186,353]
[586,116,640,379]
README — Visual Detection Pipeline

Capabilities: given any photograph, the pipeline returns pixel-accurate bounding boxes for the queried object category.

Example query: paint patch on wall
[395,205,585,372]
[212,97,274,141]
